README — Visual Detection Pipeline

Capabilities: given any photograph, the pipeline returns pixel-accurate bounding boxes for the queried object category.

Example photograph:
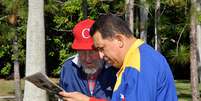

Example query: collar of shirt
[87,74,97,96]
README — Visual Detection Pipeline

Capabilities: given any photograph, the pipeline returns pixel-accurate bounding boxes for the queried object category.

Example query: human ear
[114,34,124,48]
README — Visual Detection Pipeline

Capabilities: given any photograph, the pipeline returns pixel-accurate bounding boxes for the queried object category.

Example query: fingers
[59,91,89,101]
[63,97,73,101]
[59,92,79,99]
[59,91,70,97]
[59,92,71,101]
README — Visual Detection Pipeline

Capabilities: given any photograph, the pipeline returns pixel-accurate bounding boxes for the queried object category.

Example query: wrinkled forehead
[78,50,96,54]
[92,31,114,49]
[92,31,104,48]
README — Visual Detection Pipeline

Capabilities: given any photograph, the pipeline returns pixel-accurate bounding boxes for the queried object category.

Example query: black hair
[90,14,133,39]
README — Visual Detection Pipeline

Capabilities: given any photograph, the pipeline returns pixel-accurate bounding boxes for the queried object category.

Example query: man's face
[78,50,103,75]
[93,31,122,68]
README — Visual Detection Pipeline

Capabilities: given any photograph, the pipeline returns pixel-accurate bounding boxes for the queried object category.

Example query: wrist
[89,97,107,101]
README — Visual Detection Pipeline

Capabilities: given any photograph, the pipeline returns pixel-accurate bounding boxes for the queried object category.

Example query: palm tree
[23,0,47,101]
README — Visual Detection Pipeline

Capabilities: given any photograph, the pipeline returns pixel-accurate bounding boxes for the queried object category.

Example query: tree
[196,0,201,82]
[8,0,22,100]
[139,0,149,42]
[125,0,134,32]
[81,0,88,19]
[0,0,27,100]
[0,0,27,78]
[190,0,200,100]
[23,0,47,101]
[154,0,161,51]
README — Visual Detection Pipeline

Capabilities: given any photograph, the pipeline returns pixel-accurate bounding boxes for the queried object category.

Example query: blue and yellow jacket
[59,55,117,100]
[111,39,178,101]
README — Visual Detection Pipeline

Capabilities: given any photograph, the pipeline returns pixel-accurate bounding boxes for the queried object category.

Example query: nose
[86,54,90,62]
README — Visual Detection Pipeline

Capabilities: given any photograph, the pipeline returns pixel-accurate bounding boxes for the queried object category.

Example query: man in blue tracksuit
[59,19,117,101]
[60,54,117,101]
[90,14,178,101]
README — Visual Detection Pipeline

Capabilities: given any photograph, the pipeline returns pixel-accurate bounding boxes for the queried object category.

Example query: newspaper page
[24,72,65,96]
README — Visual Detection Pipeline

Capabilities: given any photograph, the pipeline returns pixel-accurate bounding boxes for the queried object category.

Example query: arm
[121,67,177,101]
[59,92,107,101]
[89,97,107,101]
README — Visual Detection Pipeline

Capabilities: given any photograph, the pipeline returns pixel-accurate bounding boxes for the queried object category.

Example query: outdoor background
[0,0,201,101]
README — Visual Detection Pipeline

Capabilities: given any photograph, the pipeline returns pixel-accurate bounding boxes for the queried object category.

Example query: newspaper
[24,72,65,96]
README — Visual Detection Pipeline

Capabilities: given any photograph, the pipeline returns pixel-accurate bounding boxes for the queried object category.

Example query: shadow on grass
[176,86,190,90]
[178,93,191,99]
[7,91,14,95]
[176,80,190,83]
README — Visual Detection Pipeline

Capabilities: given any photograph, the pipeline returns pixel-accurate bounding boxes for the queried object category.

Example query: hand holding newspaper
[24,72,65,96]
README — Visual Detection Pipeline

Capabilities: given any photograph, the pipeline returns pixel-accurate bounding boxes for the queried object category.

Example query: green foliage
[0,63,11,75]
[0,48,5,57]
[0,0,27,77]
[0,0,13,13]
[62,0,81,14]
[167,45,190,66]
[44,0,59,14]
[102,4,110,13]
[0,0,193,78]
[53,16,69,28]
[163,0,188,7]
[145,0,191,71]
[198,12,201,24]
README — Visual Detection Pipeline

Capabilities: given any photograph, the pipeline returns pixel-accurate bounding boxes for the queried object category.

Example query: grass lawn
[0,79,200,101]
[0,79,24,96]
[176,80,201,101]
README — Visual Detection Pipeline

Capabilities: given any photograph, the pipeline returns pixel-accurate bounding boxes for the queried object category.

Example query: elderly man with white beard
[59,19,117,101]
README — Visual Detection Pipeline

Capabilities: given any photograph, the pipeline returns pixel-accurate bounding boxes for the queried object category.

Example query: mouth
[84,64,94,68]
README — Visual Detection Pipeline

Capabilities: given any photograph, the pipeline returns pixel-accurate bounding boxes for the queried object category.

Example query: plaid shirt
[87,74,97,96]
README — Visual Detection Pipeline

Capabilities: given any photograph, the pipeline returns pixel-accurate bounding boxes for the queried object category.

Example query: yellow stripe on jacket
[113,39,144,91]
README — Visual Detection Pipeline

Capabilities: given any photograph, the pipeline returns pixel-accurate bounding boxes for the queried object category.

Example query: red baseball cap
[72,19,95,50]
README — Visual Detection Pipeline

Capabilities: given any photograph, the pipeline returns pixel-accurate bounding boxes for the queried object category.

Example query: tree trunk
[13,34,22,101]
[139,0,148,42]
[190,0,200,100]
[196,0,201,83]
[125,0,134,33]
[81,0,88,19]
[154,0,160,51]
[23,0,47,101]
[9,0,22,100]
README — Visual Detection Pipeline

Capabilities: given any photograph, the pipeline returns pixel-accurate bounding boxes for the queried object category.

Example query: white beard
[82,67,98,75]
[81,61,103,75]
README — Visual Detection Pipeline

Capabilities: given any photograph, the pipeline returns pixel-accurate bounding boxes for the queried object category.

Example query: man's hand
[59,91,90,101]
